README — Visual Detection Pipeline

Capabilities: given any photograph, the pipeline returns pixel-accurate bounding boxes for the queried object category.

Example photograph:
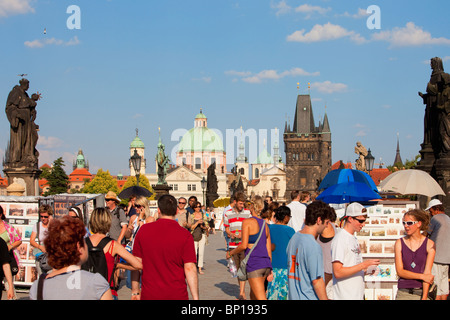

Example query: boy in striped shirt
[223,192,251,300]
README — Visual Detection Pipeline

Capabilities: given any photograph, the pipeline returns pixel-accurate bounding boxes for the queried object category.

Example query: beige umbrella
[378,169,446,197]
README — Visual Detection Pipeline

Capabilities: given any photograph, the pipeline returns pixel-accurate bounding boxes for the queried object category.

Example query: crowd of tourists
[0,189,449,301]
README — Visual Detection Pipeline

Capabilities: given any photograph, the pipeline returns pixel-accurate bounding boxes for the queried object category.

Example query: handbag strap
[244,219,266,260]
[37,273,48,300]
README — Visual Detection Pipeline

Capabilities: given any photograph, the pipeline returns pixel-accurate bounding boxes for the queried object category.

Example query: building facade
[146,110,228,203]
[284,94,332,197]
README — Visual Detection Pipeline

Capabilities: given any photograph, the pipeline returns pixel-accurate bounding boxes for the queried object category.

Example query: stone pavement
[13,232,250,300]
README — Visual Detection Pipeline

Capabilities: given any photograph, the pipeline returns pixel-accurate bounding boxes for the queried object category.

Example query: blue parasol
[318,169,378,192]
[316,181,381,204]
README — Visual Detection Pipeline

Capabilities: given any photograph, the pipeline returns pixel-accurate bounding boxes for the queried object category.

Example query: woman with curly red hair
[29,216,113,300]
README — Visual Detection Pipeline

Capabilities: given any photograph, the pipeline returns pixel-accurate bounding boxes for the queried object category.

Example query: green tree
[387,154,421,172]
[82,169,119,194]
[39,166,51,180]
[44,157,69,196]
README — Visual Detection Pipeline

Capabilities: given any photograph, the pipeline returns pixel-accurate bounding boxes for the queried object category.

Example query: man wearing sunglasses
[175,197,193,230]
[331,202,380,300]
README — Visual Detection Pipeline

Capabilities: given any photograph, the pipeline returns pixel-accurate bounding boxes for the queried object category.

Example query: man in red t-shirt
[132,194,198,300]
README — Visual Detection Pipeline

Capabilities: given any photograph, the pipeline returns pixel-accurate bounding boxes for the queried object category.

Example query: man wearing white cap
[426,199,450,300]
[331,202,380,300]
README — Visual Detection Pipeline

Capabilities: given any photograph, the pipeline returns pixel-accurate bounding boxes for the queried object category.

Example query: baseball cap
[345,202,367,217]
[426,199,442,211]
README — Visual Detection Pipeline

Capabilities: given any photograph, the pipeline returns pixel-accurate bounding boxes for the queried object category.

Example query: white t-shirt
[287,201,307,232]
[32,221,48,244]
[331,228,364,300]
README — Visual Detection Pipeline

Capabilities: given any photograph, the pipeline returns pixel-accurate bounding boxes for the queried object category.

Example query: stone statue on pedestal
[354,141,368,172]
[419,57,450,159]
[153,128,172,200]
[206,162,219,207]
[417,57,450,213]
[3,78,42,196]
[4,78,40,169]
[156,133,169,185]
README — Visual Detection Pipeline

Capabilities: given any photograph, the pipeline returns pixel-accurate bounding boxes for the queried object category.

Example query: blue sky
[1,0,450,177]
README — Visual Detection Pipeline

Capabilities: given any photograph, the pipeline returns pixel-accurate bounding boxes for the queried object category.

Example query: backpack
[81,237,116,287]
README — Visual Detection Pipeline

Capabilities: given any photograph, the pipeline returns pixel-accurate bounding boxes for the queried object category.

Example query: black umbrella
[118,186,153,199]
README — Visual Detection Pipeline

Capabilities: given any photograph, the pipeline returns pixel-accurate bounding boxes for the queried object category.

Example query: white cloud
[338,8,368,19]
[287,22,367,44]
[24,36,81,48]
[295,4,331,16]
[38,150,74,169]
[192,76,212,83]
[226,67,320,84]
[310,80,348,94]
[271,0,291,16]
[224,70,252,77]
[37,136,64,149]
[372,22,450,48]
[356,130,367,137]
[0,0,35,17]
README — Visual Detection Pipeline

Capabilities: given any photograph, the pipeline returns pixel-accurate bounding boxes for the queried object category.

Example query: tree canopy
[81,169,119,194]
[43,157,69,196]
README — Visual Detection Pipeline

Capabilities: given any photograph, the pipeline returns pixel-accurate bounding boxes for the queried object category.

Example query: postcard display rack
[0,194,101,288]
[360,200,419,300]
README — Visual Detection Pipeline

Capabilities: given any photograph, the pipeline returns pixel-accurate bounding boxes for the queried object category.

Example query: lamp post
[201,176,207,206]
[130,148,142,186]
[365,148,375,175]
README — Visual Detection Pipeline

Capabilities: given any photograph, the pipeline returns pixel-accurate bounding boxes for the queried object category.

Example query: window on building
[195,158,201,169]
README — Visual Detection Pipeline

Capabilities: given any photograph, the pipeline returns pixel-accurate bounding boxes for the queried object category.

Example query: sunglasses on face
[402,221,419,226]
[40,215,49,219]
[352,217,366,224]
[179,202,186,205]
[135,205,142,209]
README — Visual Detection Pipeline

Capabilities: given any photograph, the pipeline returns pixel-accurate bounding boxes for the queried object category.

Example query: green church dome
[195,109,207,119]
[255,148,273,164]
[178,127,224,152]
[130,136,145,149]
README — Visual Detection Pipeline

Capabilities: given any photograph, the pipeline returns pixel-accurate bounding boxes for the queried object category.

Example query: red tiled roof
[69,168,93,182]
[331,161,353,170]
[117,180,127,189]
[369,168,392,186]
[0,176,7,188]
[39,179,49,188]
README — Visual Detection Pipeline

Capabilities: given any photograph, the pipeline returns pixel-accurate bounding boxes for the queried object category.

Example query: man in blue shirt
[286,201,336,300]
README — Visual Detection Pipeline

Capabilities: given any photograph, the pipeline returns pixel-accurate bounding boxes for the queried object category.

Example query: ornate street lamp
[365,148,375,175]
[201,176,207,206]
[130,148,142,186]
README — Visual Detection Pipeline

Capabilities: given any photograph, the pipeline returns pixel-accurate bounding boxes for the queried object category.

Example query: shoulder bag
[236,220,266,281]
